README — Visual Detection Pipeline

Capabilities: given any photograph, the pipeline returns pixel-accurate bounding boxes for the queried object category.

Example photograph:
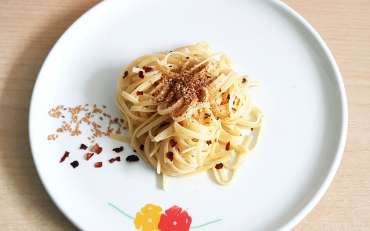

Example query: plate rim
[28,1,348,230]
[271,2,348,230]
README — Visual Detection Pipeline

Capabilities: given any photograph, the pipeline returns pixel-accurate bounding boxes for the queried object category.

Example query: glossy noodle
[114,43,262,187]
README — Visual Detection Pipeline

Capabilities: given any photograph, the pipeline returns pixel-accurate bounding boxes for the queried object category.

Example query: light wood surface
[0,1,369,230]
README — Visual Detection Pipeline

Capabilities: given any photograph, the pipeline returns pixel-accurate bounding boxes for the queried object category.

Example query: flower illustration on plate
[158,206,192,231]
[134,204,163,231]
[108,202,221,230]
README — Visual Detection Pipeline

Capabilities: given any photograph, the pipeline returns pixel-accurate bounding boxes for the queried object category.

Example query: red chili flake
[85,152,94,160]
[109,156,121,163]
[113,118,119,123]
[126,155,139,162]
[186,57,190,59]
[139,144,144,151]
[221,93,230,105]
[136,91,144,96]
[232,108,237,112]
[143,66,153,72]
[91,143,103,154]
[206,140,212,145]
[215,163,224,169]
[70,160,79,168]
[191,138,199,142]
[204,113,211,119]
[112,146,124,153]
[169,139,177,147]
[242,78,247,83]
[123,71,128,78]
[251,128,254,131]
[166,151,174,161]
[59,151,69,163]
[225,142,231,151]
[138,71,144,78]
[79,144,87,150]
[94,162,102,168]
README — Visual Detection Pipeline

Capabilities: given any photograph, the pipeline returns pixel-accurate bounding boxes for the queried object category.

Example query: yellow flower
[134,204,163,231]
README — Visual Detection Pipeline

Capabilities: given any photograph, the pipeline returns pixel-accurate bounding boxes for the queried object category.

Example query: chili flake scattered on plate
[59,151,69,163]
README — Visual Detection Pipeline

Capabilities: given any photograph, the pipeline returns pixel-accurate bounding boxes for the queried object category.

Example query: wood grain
[0,1,369,230]
[283,1,370,230]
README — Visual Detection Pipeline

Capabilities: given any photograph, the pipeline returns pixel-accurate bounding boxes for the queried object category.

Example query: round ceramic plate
[29,1,347,230]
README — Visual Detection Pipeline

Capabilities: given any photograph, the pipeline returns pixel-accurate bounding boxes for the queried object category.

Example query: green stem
[108,202,134,220]
[190,218,222,229]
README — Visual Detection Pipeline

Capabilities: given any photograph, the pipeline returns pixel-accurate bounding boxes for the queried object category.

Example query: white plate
[29,1,347,230]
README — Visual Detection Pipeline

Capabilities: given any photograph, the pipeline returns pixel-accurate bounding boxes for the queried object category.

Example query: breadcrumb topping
[152,63,213,116]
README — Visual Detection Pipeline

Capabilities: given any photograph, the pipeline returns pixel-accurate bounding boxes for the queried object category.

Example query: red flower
[158,206,192,231]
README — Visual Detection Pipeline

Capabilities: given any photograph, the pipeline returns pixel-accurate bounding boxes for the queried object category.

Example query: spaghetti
[114,43,262,186]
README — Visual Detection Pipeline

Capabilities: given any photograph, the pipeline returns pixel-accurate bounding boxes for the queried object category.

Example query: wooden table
[0,1,369,230]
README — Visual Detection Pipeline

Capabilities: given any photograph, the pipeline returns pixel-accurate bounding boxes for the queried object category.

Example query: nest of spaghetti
[115,43,262,185]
